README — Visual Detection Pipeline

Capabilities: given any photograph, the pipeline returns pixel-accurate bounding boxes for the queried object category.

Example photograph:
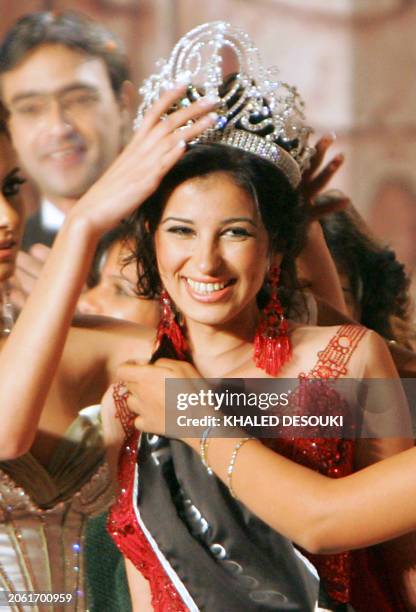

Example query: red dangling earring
[156,289,189,359]
[253,266,291,376]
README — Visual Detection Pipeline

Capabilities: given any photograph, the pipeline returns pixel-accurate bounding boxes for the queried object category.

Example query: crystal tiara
[135,21,314,188]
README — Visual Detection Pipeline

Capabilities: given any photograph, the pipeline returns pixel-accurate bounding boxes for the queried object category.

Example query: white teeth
[186,278,227,294]
[50,150,76,159]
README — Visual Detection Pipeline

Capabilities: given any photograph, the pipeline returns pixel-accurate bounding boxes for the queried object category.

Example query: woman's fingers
[146,112,217,176]
[306,154,344,198]
[155,95,218,137]
[139,85,188,133]
[139,87,218,144]
[303,135,335,180]
[309,190,350,220]
[156,112,217,157]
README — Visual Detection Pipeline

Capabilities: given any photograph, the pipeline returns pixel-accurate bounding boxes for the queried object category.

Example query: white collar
[40,200,66,231]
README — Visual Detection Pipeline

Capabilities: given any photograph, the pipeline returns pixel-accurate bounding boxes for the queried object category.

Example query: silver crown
[136,21,314,188]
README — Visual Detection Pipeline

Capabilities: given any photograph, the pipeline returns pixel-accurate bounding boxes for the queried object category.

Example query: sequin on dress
[0,406,113,611]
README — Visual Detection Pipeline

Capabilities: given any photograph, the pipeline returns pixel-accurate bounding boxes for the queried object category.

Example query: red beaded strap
[305,324,367,380]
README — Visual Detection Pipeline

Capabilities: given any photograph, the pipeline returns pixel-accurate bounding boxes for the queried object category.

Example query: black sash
[135,434,319,611]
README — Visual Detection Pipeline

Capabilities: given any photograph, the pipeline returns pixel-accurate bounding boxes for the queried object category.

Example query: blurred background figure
[321,205,415,348]
[367,178,416,295]
[0,11,134,250]
[0,10,135,309]
[79,224,160,325]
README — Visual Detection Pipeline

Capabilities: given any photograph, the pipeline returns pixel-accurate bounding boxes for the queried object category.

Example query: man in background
[0,10,134,252]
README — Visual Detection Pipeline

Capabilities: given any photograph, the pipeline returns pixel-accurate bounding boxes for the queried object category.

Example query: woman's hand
[113,358,202,437]
[71,86,218,239]
[301,135,349,219]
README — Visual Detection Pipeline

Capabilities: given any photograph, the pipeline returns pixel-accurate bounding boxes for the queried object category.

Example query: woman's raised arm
[0,87,218,458]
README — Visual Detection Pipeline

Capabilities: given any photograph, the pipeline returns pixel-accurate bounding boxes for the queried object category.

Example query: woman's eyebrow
[221,217,258,227]
[161,216,194,224]
[161,216,258,226]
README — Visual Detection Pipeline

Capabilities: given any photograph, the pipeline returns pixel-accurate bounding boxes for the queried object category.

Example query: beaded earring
[253,266,291,376]
[156,289,189,359]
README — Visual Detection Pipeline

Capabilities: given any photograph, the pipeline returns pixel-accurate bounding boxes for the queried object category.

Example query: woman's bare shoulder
[290,323,373,375]
[291,322,366,344]
[72,312,155,339]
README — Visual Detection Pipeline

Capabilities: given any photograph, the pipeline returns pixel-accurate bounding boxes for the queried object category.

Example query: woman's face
[155,172,270,328]
[78,239,160,327]
[0,133,25,282]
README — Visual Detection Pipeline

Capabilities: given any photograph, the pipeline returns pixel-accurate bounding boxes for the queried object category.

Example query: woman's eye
[112,281,136,298]
[223,227,252,238]
[166,226,194,236]
[113,285,128,297]
[2,172,26,198]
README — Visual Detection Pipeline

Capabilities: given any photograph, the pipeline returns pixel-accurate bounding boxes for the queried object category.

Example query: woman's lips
[0,240,16,261]
[183,277,235,303]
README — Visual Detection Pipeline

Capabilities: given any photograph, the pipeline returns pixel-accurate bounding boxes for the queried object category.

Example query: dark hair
[321,207,414,343]
[0,11,130,96]
[87,222,134,288]
[129,144,307,314]
[0,101,8,134]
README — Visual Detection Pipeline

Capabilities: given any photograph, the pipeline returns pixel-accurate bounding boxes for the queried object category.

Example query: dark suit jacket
[21,210,57,251]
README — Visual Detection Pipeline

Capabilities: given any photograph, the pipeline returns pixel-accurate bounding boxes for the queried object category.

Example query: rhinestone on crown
[135,21,314,188]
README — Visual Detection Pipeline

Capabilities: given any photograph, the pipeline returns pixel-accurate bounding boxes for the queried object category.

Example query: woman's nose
[78,289,103,315]
[0,194,19,231]
[195,237,222,275]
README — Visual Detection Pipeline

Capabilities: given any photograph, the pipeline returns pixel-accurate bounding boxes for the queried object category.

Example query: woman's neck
[184,303,259,377]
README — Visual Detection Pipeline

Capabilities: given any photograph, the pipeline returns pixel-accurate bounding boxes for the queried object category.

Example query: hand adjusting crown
[135,21,314,188]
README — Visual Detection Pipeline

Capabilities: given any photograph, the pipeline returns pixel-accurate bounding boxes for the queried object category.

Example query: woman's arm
[297,220,348,314]
[297,136,349,314]
[0,216,97,458]
[0,88,217,459]
[353,330,416,606]
[110,358,416,554]
[185,435,416,554]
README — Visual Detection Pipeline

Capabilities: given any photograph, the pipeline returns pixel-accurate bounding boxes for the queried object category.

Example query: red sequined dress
[108,324,403,611]
[268,324,406,610]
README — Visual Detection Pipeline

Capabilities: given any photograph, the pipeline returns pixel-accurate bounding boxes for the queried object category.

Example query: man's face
[1,43,128,207]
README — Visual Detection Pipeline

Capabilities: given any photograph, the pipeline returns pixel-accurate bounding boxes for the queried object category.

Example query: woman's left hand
[301,135,349,219]
[113,358,201,437]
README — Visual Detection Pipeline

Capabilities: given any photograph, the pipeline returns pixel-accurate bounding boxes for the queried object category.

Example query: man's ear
[118,80,137,145]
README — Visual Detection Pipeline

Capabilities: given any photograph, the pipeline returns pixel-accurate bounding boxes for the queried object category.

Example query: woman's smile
[183,276,236,302]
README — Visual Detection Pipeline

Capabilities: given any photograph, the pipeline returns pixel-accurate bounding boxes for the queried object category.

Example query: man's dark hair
[87,222,134,288]
[0,11,130,96]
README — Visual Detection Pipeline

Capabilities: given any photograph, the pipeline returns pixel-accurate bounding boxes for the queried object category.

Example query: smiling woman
[133,145,304,337]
